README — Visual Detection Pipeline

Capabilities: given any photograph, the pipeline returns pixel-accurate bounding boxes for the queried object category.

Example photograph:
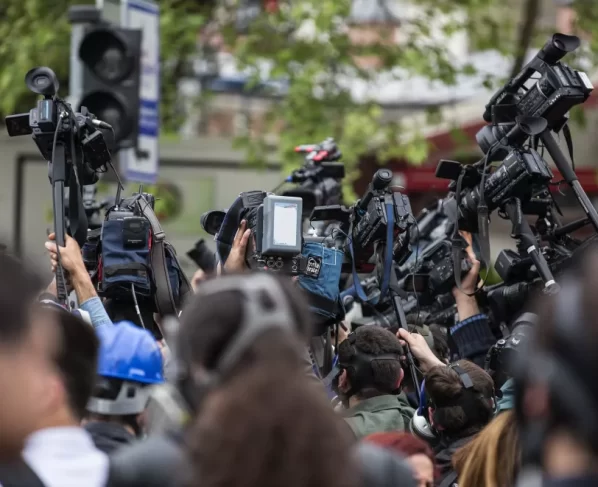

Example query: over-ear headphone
[514,277,598,464]
[410,362,494,443]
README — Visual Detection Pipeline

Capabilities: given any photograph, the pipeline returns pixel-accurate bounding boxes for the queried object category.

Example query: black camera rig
[281,138,345,216]
[5,66,113,304]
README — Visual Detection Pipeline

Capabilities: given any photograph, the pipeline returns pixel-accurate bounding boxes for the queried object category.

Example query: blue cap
[96,321,164,384]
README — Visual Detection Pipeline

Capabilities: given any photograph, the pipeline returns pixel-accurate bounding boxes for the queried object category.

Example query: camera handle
[388,267,421,396]
[540,130,598,233]
[51,142,69,304]
[504,198,560,295]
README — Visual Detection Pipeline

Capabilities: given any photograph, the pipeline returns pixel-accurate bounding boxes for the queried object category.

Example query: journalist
[335,326,415,439]
[424,361,495,485]
[0,252,51,463]
[0,306,108,487]
[45,233,113,329]
[514,248,598,487]
[448,237,496,368]
[84,321,164,454]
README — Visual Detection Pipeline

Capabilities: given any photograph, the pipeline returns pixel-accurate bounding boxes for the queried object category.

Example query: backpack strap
[0,460,46,487]
[137,197,177,318]
[439,471,459,487]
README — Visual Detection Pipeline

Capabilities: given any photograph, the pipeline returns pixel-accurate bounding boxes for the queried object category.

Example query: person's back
[343,391,414,439]
[334,326,414,439]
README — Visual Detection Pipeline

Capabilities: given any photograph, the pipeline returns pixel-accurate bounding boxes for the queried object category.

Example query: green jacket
[342,393,415,440]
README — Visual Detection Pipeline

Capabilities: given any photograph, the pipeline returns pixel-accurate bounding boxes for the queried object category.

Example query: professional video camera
[485,314,536,389]
[5,66,112,304]
[281,138,345,216]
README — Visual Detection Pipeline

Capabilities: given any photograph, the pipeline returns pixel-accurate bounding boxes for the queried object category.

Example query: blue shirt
[79,297,113,329]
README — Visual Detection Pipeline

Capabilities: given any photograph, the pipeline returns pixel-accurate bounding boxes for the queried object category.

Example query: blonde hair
[452,411,521,487]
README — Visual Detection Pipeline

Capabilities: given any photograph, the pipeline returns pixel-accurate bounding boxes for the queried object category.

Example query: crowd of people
[0,204,597,487]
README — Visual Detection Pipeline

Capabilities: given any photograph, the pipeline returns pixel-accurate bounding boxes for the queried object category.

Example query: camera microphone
[92,119,113,130]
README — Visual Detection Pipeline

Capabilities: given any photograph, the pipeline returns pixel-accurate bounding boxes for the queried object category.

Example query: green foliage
[0,0,210,134]
[219,0,518,199]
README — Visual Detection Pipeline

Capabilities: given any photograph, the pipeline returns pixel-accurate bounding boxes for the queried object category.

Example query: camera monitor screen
[273,202,299,247]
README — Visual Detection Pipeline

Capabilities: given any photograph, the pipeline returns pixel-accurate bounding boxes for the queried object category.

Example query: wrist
[421,355,445,374]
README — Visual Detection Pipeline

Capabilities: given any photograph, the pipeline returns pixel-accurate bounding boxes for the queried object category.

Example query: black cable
[131,283,146,329]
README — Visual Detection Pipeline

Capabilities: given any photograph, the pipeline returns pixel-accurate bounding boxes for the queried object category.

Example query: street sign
[122,0,160,183]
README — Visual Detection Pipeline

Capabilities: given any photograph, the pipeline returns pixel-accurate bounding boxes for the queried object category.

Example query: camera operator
[514,248,598,487]
[448,238,497,368]
[0,306,108,487]
[84,321,164,454]
[334,326,415,439]
[45,233,113,329]
[107,273,417,487]
[0,252,52,463]
[425,361,495,485]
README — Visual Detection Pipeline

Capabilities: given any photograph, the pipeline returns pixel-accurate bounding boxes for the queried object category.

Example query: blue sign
[122,0,160,183]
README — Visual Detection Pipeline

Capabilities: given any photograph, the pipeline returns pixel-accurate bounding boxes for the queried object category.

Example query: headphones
[328,332,402,400]
[514,277,598,464]
[410,362,494,443]
[145,273,301,434]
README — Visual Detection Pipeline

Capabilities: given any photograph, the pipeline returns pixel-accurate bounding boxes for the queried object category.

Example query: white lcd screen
[273,202,298,247]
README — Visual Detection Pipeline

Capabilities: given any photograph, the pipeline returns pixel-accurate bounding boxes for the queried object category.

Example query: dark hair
[337,326,403,398]
[51,310,99,419]
[429,324,450,363]
[181,273,357,487]
[0,252,42,346]
[365,432,439,480]
[425,360,494,437]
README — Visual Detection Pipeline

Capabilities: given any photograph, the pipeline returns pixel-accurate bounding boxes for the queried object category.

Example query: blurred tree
[0,0,209,133]
[0,0,535,198]
[219,0,520,198]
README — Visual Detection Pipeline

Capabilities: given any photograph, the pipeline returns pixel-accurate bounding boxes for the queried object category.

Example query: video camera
[349,168,413,270]
[281,138,345,216]
[5,66,112,304]
[480,34,592,154]
[485,315,535,389]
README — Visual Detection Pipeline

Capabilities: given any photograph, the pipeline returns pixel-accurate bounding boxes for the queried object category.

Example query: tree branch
[509,0,540,79]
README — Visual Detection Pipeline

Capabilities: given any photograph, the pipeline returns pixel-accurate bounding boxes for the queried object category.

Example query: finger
[45,241,57,253]
[233,220,247,246]
[48,233,56,241]
[239,229,251,249]
[397,328,413,343]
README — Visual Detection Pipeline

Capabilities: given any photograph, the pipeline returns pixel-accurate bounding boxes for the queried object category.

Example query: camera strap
[349,201,395,305]
[137,197,191,318]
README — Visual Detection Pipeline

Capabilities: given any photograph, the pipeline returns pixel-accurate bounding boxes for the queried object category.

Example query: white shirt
[22,426,109,487]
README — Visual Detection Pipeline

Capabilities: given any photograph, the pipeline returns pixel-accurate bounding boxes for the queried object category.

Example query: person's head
[425,361,494,438]
[0,253,51,461]
[179,272,358,487]
[514,247,598,476]
[365,432,437,487]
[452,410,520,487]
[86,321,164,436]
[335,326,404,407]
[36,307,100,428]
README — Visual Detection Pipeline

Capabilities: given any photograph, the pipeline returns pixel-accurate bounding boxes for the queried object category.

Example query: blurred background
[0,0,597,277]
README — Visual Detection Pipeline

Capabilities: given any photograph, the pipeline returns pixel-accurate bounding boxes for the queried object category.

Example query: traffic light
[78,24,142,152]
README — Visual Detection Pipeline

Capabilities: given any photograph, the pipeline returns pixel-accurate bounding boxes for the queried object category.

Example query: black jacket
[434,434,476,486]
[85,421,135,454]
